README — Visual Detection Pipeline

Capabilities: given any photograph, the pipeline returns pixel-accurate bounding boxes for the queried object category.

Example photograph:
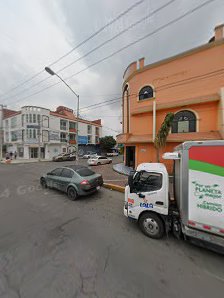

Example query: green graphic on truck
[189,146,224,227]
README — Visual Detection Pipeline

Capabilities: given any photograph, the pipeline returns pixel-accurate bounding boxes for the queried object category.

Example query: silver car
[40,165,103,200]
[87,156,112,166]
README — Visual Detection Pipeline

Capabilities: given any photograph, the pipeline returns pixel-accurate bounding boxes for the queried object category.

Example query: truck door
[127,171,168,219]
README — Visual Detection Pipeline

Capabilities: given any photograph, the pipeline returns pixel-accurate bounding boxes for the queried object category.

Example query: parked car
[88,156,112,166]
[40,165,103,200]
[82,153,98,159]
[106,152,119,157]
[53,152,76,162]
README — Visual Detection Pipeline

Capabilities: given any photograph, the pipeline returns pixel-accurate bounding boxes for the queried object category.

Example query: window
[87,135,92,144]
[51,168,62,176]
[42,115,49,128]
[95,136,99,143]
[29,129,32,139]
[29,114,32,123]
[33,129,37,139]
[133,171,162,192]
[10,117,17,128]
[22,130,25,141]
[60,132,67,142]
[87,125,92,134]
[33,114,36,123]
[61,169,74,178]
[11,131,18,141]
[26,114,29,123]
[95,127,99,135]
[42,130,49,142]
[171,110,196,133]
[5,120,9,128]
[99,157,106,160]
[69,122,76,129]
[60,119,67,130]
[77,168,95,177]
[139,86,154,100]
[69,134,76,141]
[5,132,9,142]
[37,114,41,124]
[22,115,25,126]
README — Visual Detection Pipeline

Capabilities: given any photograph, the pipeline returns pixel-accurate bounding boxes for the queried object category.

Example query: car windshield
[76,168,95,177]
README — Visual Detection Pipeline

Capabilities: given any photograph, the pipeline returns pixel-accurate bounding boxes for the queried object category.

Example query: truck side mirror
[128,170,136,192]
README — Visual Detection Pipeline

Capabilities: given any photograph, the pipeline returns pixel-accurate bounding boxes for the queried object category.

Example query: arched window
[171,110,196,133]
[139,86,154,100]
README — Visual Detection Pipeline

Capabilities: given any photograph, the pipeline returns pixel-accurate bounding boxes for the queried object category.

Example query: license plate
[96,186,100,190]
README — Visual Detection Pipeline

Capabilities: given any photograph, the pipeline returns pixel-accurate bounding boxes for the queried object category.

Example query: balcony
[69,128,77,133]
[69,139,76,144]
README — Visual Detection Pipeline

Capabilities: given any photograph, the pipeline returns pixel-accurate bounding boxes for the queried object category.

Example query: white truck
[124,141,224,252]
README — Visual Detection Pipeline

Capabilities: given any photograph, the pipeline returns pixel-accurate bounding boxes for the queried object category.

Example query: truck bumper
[183,226,224,251]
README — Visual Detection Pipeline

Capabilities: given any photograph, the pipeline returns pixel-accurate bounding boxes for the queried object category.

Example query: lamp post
[45,67,79,162]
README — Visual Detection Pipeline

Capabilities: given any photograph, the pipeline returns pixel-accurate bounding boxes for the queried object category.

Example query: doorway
[30,148,38,158]
[126,146,135,168]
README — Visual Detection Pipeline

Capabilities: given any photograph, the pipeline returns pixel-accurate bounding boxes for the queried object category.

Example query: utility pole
[45,67,79,162]
[0,104,6,161]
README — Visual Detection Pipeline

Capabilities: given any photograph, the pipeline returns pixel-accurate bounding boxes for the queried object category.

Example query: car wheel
[67,187,77,201]
[139,212,164,239]
[109,160,112,164]
[40,178,47,189]
[97,162,100,165]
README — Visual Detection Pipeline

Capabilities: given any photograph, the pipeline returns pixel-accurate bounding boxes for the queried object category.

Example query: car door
[57,168,74,192]
[100,157,106,164]
[47,168,63,189]
[128,171,166,215]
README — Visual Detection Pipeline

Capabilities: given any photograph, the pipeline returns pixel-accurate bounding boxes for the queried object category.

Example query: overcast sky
[0,0,223,136]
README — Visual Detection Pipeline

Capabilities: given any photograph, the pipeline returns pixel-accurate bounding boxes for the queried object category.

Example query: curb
[103,183,125,193]
[112,163,132,176]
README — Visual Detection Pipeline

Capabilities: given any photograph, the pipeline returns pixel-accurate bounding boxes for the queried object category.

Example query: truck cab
[124,163,169,239]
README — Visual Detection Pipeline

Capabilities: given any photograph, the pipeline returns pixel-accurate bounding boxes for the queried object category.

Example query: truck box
[174,141,224,237]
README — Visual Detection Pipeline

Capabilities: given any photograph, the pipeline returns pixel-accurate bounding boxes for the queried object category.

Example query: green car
[40,165,103,200]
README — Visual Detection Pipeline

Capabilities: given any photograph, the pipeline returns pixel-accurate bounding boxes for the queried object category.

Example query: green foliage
[154,112,174,161]
[100,135,116,152]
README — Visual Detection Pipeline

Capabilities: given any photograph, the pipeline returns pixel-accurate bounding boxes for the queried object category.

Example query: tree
[154,112,174,162]
[100,135,116,152]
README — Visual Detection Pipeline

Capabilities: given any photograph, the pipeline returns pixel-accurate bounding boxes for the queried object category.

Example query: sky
[0,0,224,136]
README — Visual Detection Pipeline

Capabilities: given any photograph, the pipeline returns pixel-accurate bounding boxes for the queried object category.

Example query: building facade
[117,24,224,172]
[2,105,102,159]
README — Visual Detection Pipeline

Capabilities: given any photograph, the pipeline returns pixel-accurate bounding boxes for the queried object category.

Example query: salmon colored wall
[131,113,153,134]
[135,143,180,173]
[127,43,224,114]
[155,101,219,134]
[121,38,224,172]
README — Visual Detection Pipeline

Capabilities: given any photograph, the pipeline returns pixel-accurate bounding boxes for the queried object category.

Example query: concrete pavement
[0,162,224,297]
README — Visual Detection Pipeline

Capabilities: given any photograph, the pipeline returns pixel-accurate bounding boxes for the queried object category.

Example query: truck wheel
[139,212,164,239]
[67,187,77,201]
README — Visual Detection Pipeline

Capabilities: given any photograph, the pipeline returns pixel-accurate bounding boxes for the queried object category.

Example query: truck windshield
[134,171,162,192]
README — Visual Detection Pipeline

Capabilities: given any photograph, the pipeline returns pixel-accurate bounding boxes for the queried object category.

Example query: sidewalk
[113,163,133,176]
[0,159,52,164]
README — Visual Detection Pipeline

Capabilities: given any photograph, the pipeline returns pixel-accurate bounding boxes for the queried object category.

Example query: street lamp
[45,67,80,162]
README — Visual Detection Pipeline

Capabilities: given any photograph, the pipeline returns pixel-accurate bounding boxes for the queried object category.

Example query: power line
[5,0,216,107]
[0,0,144,100]
[1,0,175,103]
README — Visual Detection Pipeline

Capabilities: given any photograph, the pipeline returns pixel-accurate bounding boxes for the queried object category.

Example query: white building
[2,105,102,159]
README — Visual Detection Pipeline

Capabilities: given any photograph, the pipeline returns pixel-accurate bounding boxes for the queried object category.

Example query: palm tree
[154,112,174,162]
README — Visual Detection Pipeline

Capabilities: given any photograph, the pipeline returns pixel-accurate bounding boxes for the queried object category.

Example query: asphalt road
[0,162,223,298]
